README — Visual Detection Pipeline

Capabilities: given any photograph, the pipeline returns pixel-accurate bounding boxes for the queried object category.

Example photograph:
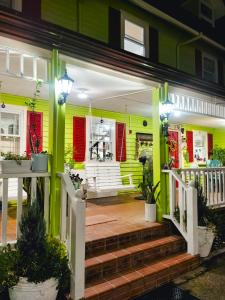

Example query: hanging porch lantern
[58,69,74,105]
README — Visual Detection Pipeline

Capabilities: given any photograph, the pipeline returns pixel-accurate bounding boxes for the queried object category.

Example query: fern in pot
[25,80,48,172]
[144,181,160,222]
[0,200,70,300]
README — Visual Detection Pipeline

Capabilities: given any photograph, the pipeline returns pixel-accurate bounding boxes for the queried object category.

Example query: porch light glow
[58,69,74,105]
[77,88,88,100]
[160,98,173,117]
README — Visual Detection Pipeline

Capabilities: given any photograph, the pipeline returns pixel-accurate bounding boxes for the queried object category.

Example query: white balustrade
[180,167,225,208]
[58,173,85,300]
[0,172,50,246]
[163,170,198,255]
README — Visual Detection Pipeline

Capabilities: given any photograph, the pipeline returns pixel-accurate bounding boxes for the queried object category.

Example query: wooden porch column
[152,83,169,221]
[48,49,66,235]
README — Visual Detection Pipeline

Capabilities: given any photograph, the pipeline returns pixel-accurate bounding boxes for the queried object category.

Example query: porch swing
[85,102,135,198]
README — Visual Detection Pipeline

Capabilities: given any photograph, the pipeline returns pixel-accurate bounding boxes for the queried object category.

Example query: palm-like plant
[145,181,160,204]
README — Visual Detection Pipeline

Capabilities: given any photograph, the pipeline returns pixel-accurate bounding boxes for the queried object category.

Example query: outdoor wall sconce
[58,69,74,105]
[160,98,173,138]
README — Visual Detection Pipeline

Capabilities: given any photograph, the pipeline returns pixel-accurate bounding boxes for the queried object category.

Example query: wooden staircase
[85,223,199,300]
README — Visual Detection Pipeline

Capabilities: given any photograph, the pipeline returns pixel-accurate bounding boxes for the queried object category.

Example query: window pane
[204,57,215,73]
[0,49,7,73]
[0,0,11,8]
[0,112,19,135]
[23,55,33,78]
[0,136,20,154]
[9,51,21,76]
[37,58,48,82]
[201,3,212,19]
[124,38,145,56]
[125,20,144,44]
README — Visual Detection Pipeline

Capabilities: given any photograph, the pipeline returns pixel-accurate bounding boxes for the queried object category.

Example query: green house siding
[41,0,78,31]
[40,0,225,81]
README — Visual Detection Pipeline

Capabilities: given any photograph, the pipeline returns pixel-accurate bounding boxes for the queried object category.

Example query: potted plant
[196,180,216,257]
[144,181,160,222]
[0,152,31,174]
[212,145,225,166]
[25,80,48,172]
[0,200,70,300]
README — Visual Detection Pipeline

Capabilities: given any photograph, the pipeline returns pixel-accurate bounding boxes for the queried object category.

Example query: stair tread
[85,252,199,299]
[85,235,184,269]
[86,222,167,243]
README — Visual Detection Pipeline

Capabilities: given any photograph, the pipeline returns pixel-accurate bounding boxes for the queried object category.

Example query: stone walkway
[180,255,225,300]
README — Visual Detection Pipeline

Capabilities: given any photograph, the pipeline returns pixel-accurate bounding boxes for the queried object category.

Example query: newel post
[187,185,199,255]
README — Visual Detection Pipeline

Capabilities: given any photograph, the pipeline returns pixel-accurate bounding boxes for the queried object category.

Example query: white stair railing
[0,172,50,246]
[58,173,85,300]
[180,167,225,208]
[163,170,198,255]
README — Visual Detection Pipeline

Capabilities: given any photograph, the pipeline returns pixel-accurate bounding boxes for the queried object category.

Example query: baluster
[179,185,184,232]
[218,170,222,205]
[44,176,50,233]
[60,179,67,242]
[206,170,210,205]
[1,178,8,245]
[17,178,23,239]
[31,177,37,204]
[215,170,218,206]
[223,170,225,203]
[210,171,214,206]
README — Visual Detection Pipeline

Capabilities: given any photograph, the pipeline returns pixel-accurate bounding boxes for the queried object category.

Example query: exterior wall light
[160,98,173,138]
[58,69,74,105]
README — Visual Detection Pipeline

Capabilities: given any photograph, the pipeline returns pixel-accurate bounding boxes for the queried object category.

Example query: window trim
[199,0,215,26]
[121,12,149,58]
[202,52,218,83]
[0,104,27,155]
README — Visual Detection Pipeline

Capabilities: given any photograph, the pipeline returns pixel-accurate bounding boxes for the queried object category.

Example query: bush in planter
[0,152,29,165]
[0,200,71,299]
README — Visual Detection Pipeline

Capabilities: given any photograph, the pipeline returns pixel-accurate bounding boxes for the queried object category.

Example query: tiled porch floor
[0,194,156,243]
[85,194,160,243]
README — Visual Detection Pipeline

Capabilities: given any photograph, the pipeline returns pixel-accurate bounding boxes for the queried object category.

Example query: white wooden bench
[85,162,135,199]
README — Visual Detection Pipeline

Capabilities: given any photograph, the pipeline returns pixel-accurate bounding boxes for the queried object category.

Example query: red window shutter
[186,131,193,163]
[73,116,86,162]
[208,133,213,159]
[116,122,126,162]
[168,130,179,168]
[26,111,43,157]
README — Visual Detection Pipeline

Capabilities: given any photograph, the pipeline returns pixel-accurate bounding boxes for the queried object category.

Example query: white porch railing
[180,167,225,208]
[58,173,86,300]
[163,170,198,255]
[0,172,50,246]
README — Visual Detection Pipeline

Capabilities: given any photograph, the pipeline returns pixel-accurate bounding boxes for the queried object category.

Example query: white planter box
[145,203,156,222]
[9,277,58,300]
[198,226,215,257]
[0,160,32,174]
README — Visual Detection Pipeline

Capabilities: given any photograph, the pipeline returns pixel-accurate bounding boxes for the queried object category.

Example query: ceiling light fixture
[77,88,88,100]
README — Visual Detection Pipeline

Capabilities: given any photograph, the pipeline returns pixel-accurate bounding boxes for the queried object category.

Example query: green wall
[41,0,225,83]
[2,93,153,187]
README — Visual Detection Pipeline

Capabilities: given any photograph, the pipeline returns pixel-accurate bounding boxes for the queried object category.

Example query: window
[0,0,22,11]
[87,116,116,161]
[121,14,148,57]
[202,53,218,83]
[0,106,26,155]
[193,131,208,164]
[199,0,214,26]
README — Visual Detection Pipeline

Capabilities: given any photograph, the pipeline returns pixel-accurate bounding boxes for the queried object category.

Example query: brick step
[86,223,169,258]
[85,235,186,285]
[85,252,200,300]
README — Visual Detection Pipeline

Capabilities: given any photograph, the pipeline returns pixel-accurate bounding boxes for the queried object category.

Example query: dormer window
[202,53,218,83]
[199,0,214,26]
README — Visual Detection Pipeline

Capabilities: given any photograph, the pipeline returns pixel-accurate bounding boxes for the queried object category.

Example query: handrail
[163,169,198,255]
[58,172,85,300]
